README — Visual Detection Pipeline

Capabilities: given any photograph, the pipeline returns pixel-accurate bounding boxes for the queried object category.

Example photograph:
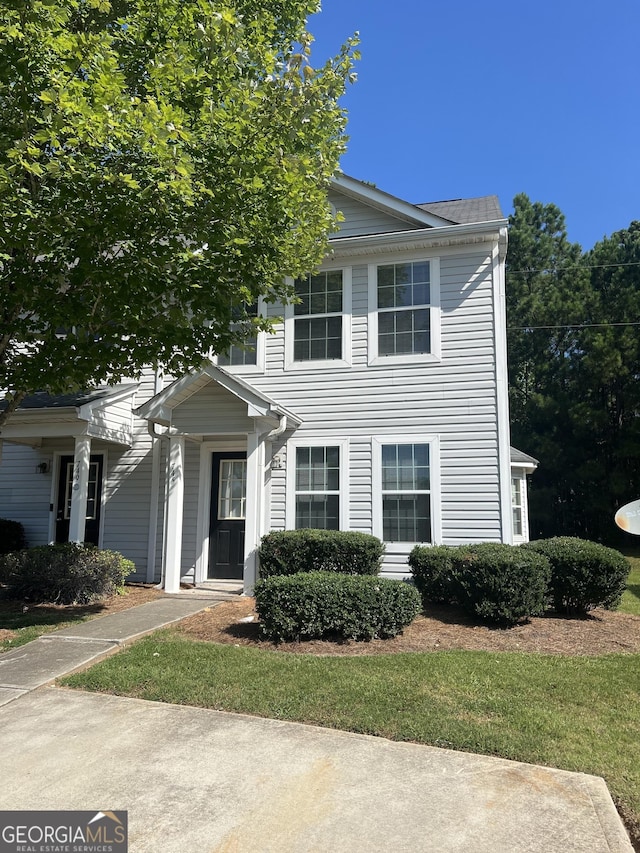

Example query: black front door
[209,452,247,579]
[55,454,104,546]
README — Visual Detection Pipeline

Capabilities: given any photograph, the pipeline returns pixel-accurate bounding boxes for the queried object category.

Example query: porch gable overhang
[135,362,302,433]
[0,384,138,447]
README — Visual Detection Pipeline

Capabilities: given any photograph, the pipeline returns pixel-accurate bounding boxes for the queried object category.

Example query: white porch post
[164,434,185,594]
[68,435,91,543]
[243,429,264,595]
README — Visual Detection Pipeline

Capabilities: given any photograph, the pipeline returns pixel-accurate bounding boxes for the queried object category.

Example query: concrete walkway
[0,594,634,852]
[0,596,216,705]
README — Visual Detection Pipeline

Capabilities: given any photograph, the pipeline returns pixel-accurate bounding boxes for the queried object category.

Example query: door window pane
[218,460,247,519]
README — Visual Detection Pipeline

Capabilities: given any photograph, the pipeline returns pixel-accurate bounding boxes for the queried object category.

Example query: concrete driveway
[0,687,632,853]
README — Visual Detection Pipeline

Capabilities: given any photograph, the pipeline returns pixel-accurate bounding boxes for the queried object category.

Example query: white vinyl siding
[328,190,421,237]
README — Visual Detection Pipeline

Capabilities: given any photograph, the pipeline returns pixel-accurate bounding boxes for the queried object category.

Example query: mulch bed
[176,597,640,656]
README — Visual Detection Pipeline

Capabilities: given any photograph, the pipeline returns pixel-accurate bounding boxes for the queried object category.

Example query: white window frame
[284,266,352,371]
[368,256,441,366]
[372,435,441,553]
[510,468,531,543]
[214,296,266,374]
[285,437,350,530]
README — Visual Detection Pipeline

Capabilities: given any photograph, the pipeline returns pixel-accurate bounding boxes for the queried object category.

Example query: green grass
[0,595,120,652]
[63,630,640,841]
[620,557,640,615]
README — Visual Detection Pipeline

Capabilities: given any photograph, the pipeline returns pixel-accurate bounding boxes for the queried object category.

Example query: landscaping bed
[176,596,640,656]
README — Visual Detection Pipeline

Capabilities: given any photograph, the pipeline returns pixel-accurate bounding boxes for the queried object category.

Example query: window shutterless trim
[371,435,441,551]
[285,437,350,530]
[284,267,352,370]
[368,257,441,366]
[213,296,266,374]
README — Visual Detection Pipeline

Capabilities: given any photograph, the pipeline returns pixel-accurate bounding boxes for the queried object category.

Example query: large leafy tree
[0,0,357,425]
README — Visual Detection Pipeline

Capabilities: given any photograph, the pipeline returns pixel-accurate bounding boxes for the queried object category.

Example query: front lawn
[621,557,640,615]
[62,630,640,846]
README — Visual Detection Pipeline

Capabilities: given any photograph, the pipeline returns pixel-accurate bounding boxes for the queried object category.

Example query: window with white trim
[511,476,523,537]
[294,446,340,529]
[285,268,351,369]
[368,258,440,365]
[380,443,431,542]
[378,261,430,356]
[293,271,343,361]
[217,301,264,371]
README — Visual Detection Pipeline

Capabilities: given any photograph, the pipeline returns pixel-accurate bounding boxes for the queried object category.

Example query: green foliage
[507,196,640,544]
[409,543,550,625]
[408,545,459,604]
[254,572,420,641]
[0,0,358,420]
[0,518,27,555]
[0,543,134,604]
[453,544,550,626]
[258,529,384,577]
[523,537,630,614]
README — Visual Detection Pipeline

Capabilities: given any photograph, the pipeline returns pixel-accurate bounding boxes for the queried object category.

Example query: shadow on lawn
[0,594,109,632]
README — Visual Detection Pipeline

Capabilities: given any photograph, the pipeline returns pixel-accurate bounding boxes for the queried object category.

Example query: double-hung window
[217,301,264,371]
[287,439,348,530]
[373,437,440,546]
[285,268,351,369]
[368,258,440,364]
[511,476,524,538]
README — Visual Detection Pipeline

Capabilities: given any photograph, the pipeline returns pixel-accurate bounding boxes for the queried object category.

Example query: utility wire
[508,321,640,331]
[507,261,640,275]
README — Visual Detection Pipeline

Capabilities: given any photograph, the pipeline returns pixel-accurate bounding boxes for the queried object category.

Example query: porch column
[164,434,185,594]
[68,435,91,543]
[243,429,264,595]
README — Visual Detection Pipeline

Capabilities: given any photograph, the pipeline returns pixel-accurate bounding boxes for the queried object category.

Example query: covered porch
[136,363,300,595]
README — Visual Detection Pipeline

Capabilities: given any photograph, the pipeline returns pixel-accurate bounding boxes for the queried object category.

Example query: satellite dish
[614,499,640,535]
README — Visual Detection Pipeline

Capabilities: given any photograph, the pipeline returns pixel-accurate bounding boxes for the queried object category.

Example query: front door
[209,452,247,579]
[55,454,104,545]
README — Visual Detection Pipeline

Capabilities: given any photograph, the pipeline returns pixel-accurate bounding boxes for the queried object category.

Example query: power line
[507,260,640,275]
[508,321,640,332]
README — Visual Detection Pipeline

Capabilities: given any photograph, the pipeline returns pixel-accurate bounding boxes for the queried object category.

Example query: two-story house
[0,175,537,593]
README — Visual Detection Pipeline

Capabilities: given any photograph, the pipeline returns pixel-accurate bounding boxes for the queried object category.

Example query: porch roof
[0,384,138,447]
[510,446,538,469]
[135,362,302,431]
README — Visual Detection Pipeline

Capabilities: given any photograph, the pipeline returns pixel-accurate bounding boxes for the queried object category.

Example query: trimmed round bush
[258,529,384,578]
[454,544,551,626]
[0,543,134,604]
[0,518,27,556]
[408,545,460,606]
[254,571,421,642]
[522,537,630,614]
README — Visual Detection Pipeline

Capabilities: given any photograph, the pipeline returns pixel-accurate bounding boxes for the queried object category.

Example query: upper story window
[368,257,440,366]
[216,301,264,372]
[285,268,352,370]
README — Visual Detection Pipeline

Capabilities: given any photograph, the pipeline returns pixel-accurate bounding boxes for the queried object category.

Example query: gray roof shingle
[416,196,503,224]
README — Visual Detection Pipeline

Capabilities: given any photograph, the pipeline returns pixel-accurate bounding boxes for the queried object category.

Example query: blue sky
[308,1,640,250]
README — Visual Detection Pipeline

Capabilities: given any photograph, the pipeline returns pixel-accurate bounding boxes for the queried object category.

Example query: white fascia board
[511,461,538,472]
[328,219,509,259]
[331,174,452,229]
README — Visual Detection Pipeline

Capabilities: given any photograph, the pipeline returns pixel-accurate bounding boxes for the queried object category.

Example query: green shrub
[408,545,460,606]
[254,572,420,642]
[454,544,551,626]
[523,537,630,614]
[0,543,134,604]
[258,529,384,578]
[0,518,27,555]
